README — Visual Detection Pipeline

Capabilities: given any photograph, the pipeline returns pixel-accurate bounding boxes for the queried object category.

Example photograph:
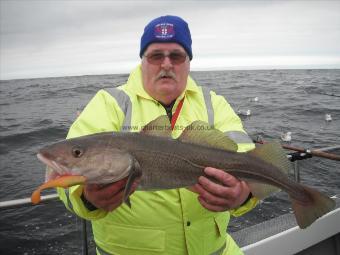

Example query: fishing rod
[254,139,340,162]
[281,144,340,161]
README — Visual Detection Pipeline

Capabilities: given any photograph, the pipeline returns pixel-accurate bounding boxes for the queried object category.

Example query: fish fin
[142,116,172,137]
[245,141,291,200]
[123,158,142,209]
[249,141,291,175]
[178,120,238,151]
[291,185,335,229]
[247,181,281,200]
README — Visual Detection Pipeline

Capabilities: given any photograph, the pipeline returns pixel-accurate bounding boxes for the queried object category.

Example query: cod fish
[32,116,335,229]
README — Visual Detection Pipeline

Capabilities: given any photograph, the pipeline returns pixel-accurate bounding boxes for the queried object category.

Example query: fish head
[37,135,133,184]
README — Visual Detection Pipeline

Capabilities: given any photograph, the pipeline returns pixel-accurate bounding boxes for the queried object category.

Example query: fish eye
[72,146,84,158]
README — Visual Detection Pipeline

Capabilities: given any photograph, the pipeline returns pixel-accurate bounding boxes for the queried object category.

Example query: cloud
[1,1,339,79]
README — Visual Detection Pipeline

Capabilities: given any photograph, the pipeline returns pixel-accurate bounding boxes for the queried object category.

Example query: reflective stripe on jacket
[58,65,258,255]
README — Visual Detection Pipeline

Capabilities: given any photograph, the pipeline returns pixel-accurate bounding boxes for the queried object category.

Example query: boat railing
[1,145,339,255]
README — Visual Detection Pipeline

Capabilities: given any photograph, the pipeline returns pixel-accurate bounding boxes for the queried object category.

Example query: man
[58,15,258,255]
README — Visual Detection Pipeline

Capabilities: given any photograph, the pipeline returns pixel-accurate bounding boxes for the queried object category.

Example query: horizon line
[1,65,339,81]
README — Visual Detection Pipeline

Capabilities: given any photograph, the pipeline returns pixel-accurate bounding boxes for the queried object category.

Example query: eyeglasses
[144,51,188,65]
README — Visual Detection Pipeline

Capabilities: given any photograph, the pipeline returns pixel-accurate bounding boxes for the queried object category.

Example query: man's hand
[191,167,251,212]
[83,177,139,212]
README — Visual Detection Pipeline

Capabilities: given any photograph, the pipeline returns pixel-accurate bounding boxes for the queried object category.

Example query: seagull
[238,109,251,116]
[281,132,292,142]
[250,97,259,102]
[325,114,332,122]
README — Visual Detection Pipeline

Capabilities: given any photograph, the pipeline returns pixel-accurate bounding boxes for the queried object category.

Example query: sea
[1,69,339,255]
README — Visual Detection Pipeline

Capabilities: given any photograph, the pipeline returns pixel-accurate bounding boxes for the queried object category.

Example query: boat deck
[231,196,340,255]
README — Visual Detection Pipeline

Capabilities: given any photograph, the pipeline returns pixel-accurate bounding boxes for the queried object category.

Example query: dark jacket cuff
[80,193,98,211]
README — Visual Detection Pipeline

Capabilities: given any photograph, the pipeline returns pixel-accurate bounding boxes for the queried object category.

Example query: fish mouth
[37,153,71,181]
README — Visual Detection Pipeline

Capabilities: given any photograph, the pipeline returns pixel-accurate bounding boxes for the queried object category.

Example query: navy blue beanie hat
[140,15,193,60]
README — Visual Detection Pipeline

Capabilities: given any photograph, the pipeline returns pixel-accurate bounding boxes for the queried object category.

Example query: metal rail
[0,193,59,210]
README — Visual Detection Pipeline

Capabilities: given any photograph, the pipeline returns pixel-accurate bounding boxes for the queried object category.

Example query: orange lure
[31,175,86,204]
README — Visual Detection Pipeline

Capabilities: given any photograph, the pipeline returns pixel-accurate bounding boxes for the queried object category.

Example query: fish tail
[291,185,335,228]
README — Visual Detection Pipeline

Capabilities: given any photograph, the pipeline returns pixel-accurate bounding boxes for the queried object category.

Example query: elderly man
[58,15,258,255]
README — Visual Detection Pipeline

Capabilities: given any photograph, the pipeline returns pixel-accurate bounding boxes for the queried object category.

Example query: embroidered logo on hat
[154,23,175,39]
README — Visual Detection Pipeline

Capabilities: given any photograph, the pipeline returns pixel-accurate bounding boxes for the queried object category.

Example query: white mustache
[156,70,176,81]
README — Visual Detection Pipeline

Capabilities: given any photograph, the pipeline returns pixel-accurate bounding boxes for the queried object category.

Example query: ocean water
[0,69,339,254]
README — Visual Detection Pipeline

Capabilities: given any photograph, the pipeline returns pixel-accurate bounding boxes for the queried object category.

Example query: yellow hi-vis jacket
[58,65,258,255]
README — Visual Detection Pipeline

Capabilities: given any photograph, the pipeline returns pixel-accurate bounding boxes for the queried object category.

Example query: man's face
[141,43,190,105]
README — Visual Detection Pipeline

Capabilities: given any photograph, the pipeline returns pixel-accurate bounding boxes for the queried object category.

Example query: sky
[1,0,340,80]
